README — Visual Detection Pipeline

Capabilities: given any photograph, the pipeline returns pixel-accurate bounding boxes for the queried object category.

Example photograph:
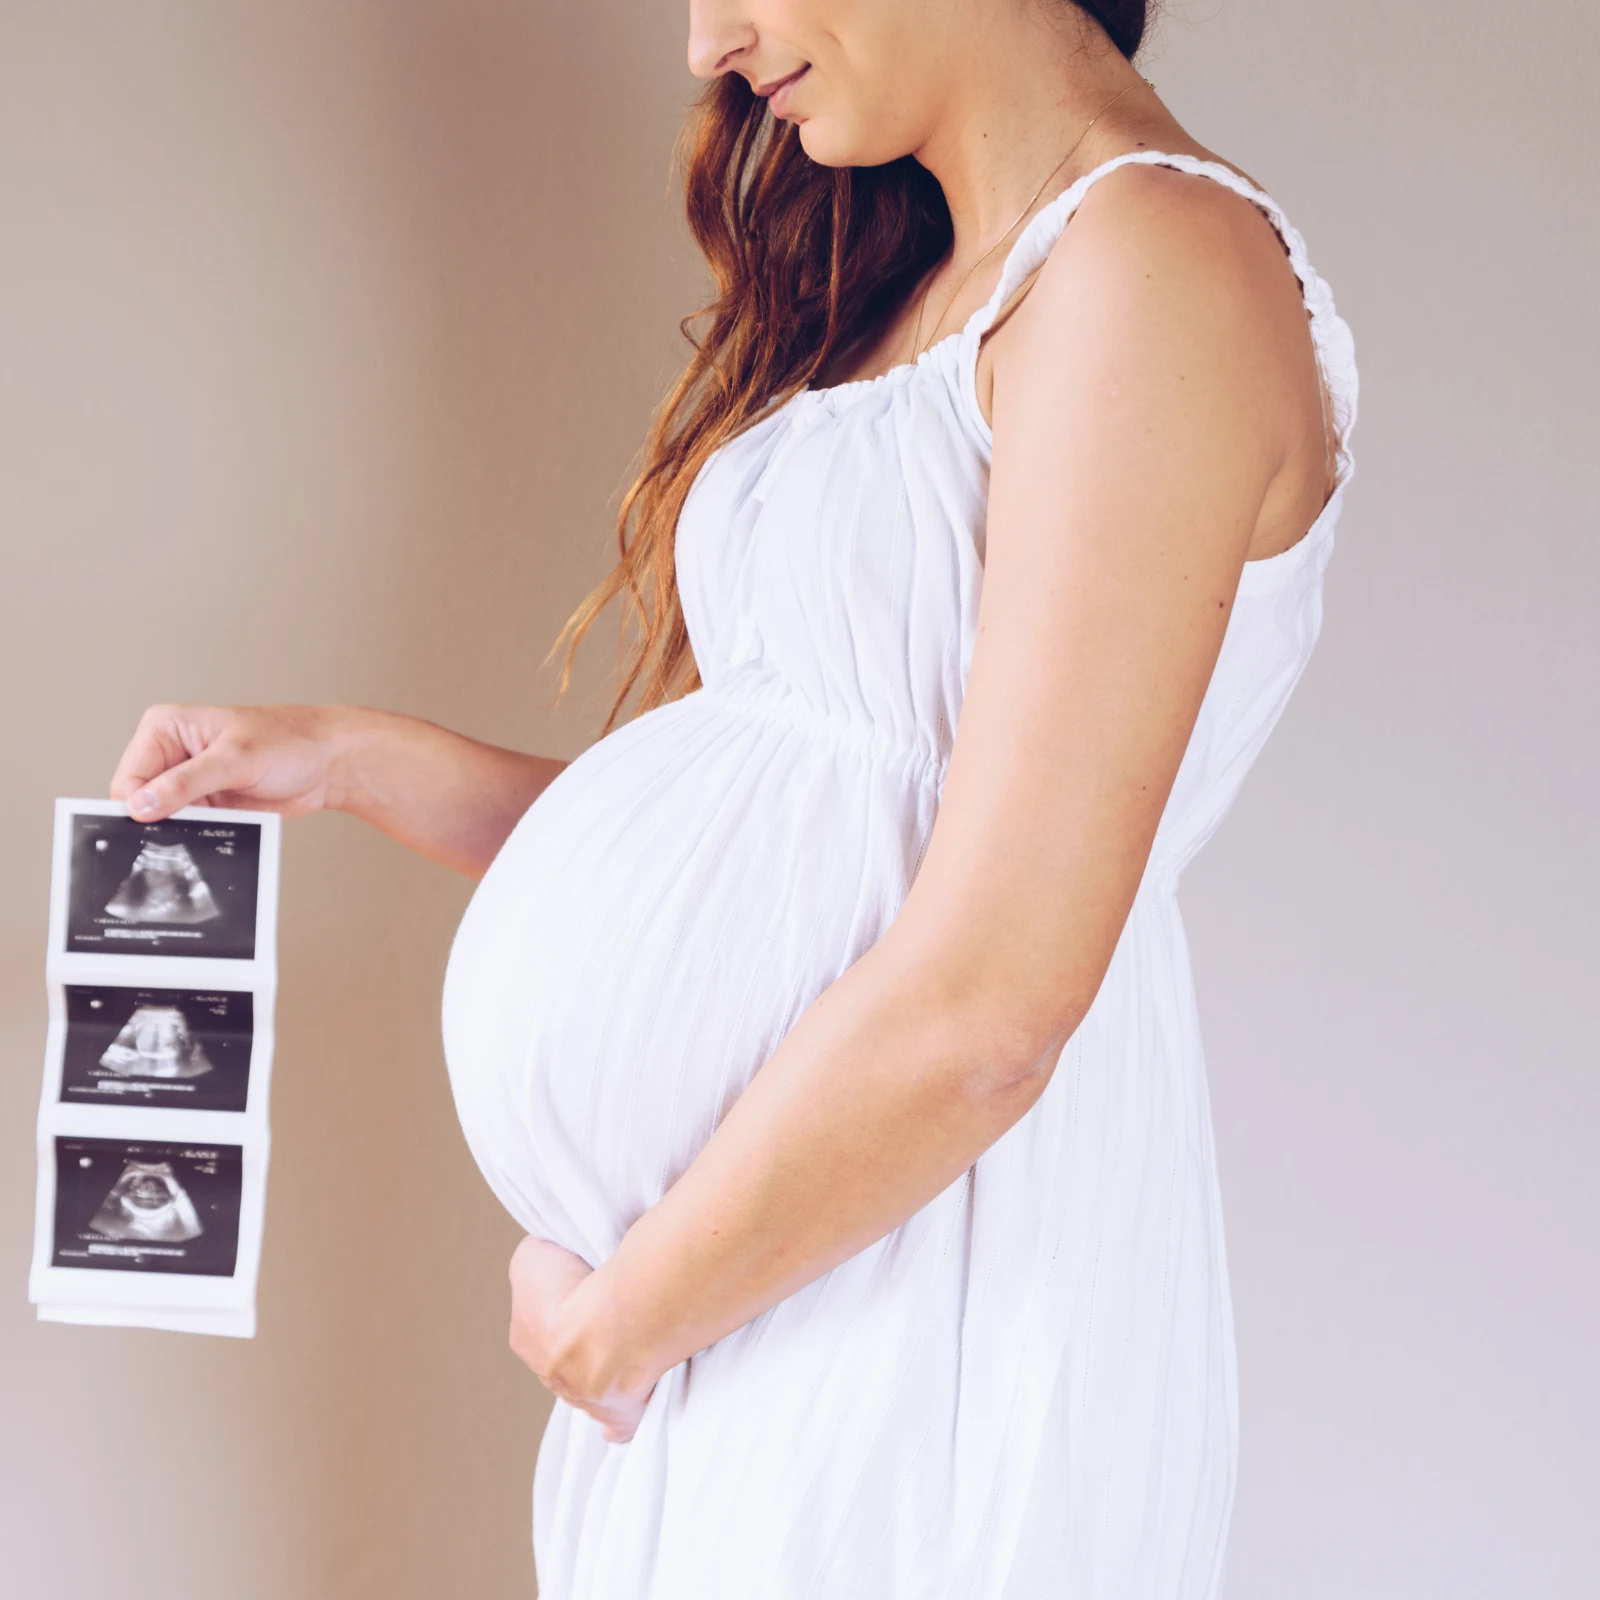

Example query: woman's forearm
[328,706,566,877]
[113,700,566,876]
[558,930,1076,1398]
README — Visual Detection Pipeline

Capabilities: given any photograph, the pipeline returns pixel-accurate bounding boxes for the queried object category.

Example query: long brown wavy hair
[550,0,1151,733]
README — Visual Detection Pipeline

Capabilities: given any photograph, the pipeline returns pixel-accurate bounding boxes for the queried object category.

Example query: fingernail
[129,790,157,819]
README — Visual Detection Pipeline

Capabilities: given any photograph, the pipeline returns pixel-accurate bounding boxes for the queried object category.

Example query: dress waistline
[700,674,949,789]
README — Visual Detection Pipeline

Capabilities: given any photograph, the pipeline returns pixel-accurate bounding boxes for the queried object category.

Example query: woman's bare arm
[110,702,564,877]
[514,168,1323,1436]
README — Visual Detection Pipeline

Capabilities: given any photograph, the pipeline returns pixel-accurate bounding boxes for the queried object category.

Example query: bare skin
[112,0,1340,1443]
[111,703,562,878]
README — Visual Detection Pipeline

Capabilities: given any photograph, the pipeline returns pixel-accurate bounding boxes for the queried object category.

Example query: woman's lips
[760,65,809,118]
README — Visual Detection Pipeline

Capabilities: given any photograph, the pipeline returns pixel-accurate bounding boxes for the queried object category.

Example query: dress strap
[958,150,1359,478]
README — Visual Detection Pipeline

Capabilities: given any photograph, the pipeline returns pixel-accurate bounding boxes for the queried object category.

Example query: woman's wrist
[320,705,409,821]
[557,1258,672,1404]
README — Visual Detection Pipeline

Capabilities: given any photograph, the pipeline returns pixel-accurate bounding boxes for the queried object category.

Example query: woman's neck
[911,11,1167,262]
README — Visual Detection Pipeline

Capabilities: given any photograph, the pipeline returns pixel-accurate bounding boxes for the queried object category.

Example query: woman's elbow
[869,925,1101,1103]
[931,983,1091,1104]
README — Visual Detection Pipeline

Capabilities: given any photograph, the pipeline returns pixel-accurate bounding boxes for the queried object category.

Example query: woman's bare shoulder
[981,141,1330,560]
[985,141,1311,411]
[1063,149,1289,277]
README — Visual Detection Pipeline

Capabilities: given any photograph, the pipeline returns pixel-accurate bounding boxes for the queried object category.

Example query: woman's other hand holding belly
[508,1236,662,1444]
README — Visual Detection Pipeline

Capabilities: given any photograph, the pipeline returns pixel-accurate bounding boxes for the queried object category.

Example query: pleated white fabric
[441,152,1359,1599]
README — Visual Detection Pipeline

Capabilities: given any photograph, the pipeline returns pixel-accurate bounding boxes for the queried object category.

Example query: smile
[755,65,809,116]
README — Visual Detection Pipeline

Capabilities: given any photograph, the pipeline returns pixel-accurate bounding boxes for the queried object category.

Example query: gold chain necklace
[908,76,1150,361]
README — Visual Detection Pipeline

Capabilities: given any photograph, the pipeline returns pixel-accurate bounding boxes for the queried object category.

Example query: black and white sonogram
[59,986,254,1112]
[64,813,261,959]
[52,1139,242,1276]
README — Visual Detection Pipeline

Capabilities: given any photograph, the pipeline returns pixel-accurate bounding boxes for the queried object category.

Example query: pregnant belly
[441,686,940,1264]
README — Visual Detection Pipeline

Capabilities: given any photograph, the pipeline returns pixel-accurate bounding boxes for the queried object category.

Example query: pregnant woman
[111,0,1356,1593]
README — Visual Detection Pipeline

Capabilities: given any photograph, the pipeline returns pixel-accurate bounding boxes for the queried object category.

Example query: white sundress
[441,150,1359,1599]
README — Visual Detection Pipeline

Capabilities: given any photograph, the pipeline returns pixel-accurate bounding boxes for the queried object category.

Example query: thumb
[125,744,252,822]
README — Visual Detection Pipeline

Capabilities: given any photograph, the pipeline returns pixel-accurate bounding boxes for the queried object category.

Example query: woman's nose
[687,0,758,79]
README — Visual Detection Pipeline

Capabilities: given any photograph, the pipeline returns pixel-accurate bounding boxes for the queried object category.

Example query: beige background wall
[0,3,1593,1597]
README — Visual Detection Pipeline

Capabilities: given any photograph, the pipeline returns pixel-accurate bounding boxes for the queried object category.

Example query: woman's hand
[110,703,351,822]
[109,703,567,877]
[507,1236,659,1444]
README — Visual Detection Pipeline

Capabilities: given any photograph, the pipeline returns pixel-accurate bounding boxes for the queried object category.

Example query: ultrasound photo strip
[30,800,282,1339]
[51,1138,245,1278]
[30,1133,269,1334]
[48,799,280,973]
[49,984,262,1114]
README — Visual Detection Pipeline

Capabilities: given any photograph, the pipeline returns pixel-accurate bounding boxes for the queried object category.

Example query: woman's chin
[791,117,916,173]
[791,122,857,169]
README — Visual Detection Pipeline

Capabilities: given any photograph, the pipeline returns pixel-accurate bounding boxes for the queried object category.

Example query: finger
[598,1400,645,1444]
[109,708,199,803]
[601,1408,642,1443]
[124,744,255,822]
[509,1239,594,1308]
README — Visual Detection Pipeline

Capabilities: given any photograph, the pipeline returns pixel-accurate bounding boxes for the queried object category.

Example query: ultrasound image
[64,814,261,959]
[60,986,253,1111]
[105,842,220,925]
[102,1007,213,1078]
[89,1162,204,1243]
[52,1139,242,1276]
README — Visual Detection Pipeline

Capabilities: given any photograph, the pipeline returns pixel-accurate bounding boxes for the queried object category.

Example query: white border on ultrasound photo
[47,798,281,987]
[40,983,273,1121]
[28,1129,268,1314]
